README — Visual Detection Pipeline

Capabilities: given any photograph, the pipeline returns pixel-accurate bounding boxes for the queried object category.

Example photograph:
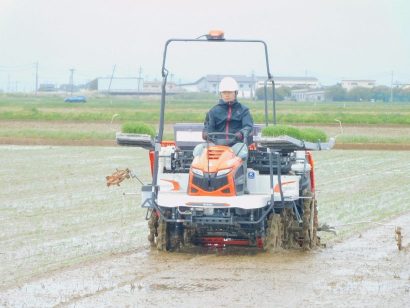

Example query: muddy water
[1,146,410,307]
[1,214,409,307]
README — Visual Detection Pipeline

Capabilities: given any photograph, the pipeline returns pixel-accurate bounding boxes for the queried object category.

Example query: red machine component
[198,237,264,249]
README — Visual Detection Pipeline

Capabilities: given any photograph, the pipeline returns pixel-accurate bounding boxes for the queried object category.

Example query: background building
[291,89,325,102]
[180,75,257,98]
[86,77,180,95]
[257,76,320,89]
[341,80,376,91]
[181,75,320,98]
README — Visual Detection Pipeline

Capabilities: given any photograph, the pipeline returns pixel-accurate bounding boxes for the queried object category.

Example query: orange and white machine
[117,31,334,251]
[130,122,334,251]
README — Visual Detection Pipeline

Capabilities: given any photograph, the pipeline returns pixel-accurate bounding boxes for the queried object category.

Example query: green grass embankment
[1,95,410,125]
[0,129,114,141]
[2,108,410,125]
[1,95,410,145]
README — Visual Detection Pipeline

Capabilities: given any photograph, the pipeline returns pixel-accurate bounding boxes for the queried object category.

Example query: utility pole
[390,70,394,103]
[137,66,142,92]
[69,68,75,95]
[305,69,308,88]
[108,64,116,94]
[35,62,39,95]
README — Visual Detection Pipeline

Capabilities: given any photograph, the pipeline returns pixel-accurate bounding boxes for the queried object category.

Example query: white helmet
[219,76,239,92]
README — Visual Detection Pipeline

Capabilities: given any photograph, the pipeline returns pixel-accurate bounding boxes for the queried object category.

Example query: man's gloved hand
[235,131,243,141]
[202,131,208,140]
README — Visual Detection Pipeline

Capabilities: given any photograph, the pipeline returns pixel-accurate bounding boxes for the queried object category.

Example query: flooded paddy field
[0,146,409,307]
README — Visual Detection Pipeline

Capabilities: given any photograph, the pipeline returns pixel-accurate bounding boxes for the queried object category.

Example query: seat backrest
[174,123,204,150]
[173,123,264,149]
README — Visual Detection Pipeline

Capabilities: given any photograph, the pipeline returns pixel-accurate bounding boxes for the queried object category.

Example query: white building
[180,75,257,98]
[394,82,410,89]
[180,75,320,98]
[291,89,325,102]
[94,77,143,94]
[257,76,320,89]
[87,77,180,94]
[341,80,376,91]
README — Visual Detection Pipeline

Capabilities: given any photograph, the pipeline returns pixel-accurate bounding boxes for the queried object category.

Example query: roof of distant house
[341,79,376,82]
[180,75,318,86]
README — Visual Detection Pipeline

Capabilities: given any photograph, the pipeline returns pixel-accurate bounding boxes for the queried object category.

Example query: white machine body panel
[143,145,301,209]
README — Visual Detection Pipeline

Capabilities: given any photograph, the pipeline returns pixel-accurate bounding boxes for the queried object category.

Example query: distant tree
[255,86,291,101]
[255,87,267,100]
[347,87,372,101]
[276,87,292,100]
[325,85,347,101]
[371,86,390,102]
[393,87,410,102]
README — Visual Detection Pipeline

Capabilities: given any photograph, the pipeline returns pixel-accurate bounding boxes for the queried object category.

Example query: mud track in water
[1,213,409,307]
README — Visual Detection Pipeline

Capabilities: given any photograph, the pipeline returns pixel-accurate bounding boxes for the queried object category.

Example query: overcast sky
[0,0,409,91]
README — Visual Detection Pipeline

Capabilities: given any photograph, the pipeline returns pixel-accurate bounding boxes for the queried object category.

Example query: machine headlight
[191,168,204,176]
[216,168,231,177]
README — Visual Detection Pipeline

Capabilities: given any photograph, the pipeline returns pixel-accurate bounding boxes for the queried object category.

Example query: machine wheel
[147,209,169,251]
[264,213,284,251]
[302,189,320,249]
[151,213,184,251]
[156,218,167,251]
[313,198,320,246]
[183,227,194,247]
[147,210,158,247]
[168,223,182,251]
[282,208,299,249]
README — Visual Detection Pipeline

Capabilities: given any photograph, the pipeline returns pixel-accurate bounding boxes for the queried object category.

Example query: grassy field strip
[2,110,410,125]
[2,96,410,125]
[337,135,410,144]
[1,96,410,110]
[0,128,115,140]
[5,105,410,115]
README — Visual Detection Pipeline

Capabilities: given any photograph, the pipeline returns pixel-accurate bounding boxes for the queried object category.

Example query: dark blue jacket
[203,99,254,141]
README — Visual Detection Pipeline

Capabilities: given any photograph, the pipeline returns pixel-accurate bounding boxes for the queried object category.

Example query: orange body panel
[306,151,315,193]
[188,174,237,196]
[160,179,181,191]
[149,141,176,176]
[192,146,242,173]
[188,145,243,196]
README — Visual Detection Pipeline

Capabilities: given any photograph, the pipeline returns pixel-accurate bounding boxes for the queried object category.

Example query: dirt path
[1,214,409,307]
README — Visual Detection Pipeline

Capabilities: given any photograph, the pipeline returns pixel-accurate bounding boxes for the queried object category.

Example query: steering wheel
[206,132,240,146]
